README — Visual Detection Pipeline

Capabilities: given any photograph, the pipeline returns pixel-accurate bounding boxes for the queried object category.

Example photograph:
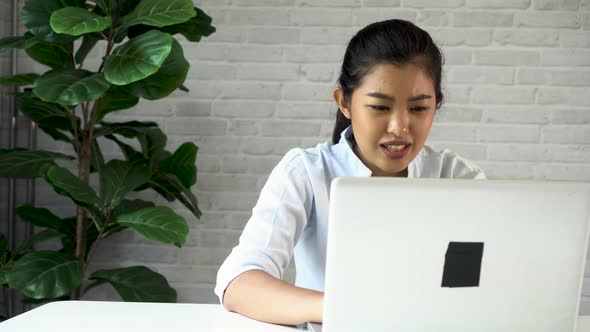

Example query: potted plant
[0,0,215,306]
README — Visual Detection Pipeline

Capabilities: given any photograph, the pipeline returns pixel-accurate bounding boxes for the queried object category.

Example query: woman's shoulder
[282,141,339,163]
[274,142,333,174]
[419,145,486,179]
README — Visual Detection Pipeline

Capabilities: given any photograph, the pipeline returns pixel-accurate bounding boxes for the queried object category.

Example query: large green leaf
[159,143,197,188]
[15,206,84,255]
[95,88,139,121]
[0,261,15,285]
[93,0,117,14]
[163,7,215,42]
[17,93,72,127]
[93,0,110,13]
[104,135,149,167]
[12,229,63,257]
[97,123,166,171]
[6,251,83,299]
[26,41,74,69]
[94,0,140,25]
[31,126,70,145]
[94,121,158,138]
[0,149,74,178]
[59,216,78,255]
[116,206,188,245]
[21,0,82,43]
[15,205,72,237]
[104,30,173,86]
[0,36,22,53]
[38,125,74,144]
[138,129,167,168]
[50,7,111,37]
[127,7,214,41]
[90,266,176,302]
[120,0,195,28]
[34,69,110,106]
[114,27,130,43]
[0,35,38,54]
[33,69,92,105]
[16,93,78,144]
[117,128,170,174]
[118,0,142,16]
[90,139,105,173]
[99,160,149,208]
[43,164,100,205]
[0,74,40,86]
[111,199,155,218]
[75,33,101,66]
[127,39,189,100]
[149,173,201,219]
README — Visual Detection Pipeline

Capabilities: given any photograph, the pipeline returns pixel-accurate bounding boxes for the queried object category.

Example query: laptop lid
[323,178,590,332]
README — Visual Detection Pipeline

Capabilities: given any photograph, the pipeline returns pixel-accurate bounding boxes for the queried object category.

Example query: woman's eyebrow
[408,94,432,102]
[366,92,433,102]
[366,91,394,101]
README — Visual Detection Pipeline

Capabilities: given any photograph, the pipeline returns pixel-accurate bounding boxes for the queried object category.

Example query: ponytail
[332,111,351,144]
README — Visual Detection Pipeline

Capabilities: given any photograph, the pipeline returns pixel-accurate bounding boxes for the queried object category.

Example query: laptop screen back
[323,178,590,332]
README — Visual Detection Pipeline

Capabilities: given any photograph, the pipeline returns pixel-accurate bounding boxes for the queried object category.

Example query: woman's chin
[372,163,409,177]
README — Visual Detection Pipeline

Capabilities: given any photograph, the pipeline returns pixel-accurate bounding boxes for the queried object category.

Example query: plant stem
[89,101,99,138]
[84,209,112,272]
[71,125,93,300]
[72,20,117,300]
[67,106,80,152]
[81,102,89,128]
[98,27,116,73]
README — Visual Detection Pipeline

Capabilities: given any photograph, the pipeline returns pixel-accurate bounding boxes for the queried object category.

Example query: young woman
[214,19,485,326]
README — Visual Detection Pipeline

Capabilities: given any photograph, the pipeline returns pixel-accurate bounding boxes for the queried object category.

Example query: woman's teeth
[385,144,406,151]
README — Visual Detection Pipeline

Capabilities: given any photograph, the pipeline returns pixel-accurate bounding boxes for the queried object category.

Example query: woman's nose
[386,110,409,137]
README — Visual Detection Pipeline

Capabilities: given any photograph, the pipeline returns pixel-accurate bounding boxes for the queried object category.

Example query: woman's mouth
[381,143,411,159]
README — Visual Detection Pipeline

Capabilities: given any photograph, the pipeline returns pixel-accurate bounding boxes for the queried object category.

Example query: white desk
[0,301,300,332]
[1,301,590,332]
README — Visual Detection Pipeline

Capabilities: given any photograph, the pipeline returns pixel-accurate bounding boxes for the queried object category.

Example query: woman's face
[334,63,437,177]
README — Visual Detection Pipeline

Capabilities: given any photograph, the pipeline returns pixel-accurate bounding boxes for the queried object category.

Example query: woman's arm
[223,269,323,326]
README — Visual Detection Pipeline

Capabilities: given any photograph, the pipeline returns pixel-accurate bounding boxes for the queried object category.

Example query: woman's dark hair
[331,19,444,144]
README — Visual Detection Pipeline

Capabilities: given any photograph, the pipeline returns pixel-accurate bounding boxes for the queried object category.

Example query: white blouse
[214,127,485,303]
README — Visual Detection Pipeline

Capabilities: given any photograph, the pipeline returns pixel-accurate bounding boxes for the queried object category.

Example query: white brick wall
[7,0,590,315]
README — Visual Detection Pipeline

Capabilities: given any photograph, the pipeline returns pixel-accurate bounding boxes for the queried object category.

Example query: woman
[214,19,485,326]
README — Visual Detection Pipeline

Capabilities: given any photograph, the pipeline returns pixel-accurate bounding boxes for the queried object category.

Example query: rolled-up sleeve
[440,149,486,180]
[457,167,486,179]
[214,149,313,304]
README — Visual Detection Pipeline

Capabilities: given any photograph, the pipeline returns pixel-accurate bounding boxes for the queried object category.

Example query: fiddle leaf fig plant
[0,0,214,303]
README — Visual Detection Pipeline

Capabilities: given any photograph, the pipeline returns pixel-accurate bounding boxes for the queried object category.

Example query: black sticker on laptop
[441,242,484,288]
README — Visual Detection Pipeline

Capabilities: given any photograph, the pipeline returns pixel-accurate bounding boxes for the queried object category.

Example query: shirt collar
[338,125,421,178]
[337,126,372,177]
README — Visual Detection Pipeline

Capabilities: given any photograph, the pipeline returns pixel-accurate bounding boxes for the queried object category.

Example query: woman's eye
[410,106,428,112]
[368,105,389,111]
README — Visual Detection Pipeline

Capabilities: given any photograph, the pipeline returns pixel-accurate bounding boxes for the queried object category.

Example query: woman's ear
[333,88,351,119]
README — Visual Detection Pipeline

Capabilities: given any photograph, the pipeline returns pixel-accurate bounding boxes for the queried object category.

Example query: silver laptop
[318,177,590,332]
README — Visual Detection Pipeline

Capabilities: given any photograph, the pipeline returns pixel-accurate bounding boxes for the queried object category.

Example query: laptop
[316,177,590,332]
